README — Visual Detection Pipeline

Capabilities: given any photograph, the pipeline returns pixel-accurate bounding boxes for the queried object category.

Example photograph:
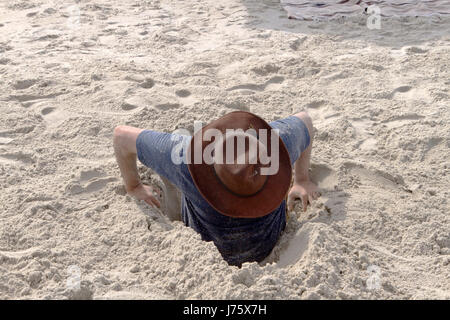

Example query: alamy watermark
[366,5,381,30]
[66,4,81,30]
[66,265,81,291]
[170,122,281,176]
[366,264,381,290]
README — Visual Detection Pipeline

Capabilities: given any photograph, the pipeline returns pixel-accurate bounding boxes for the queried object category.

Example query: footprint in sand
[422,137,446,162]
[394,85,412,93]
[0,57,10,65]
[0,151,35,165]
[79,168,105,182]
[7,92,65,106]
[12,79,38,90]
[41,107,55,115]
[307,107,377,151]
[155,103,181,110]
[121,96,148,111]
[387,85,431,102]
[124,75,154,88]
[175,89,191,98]
[0,116,39,146]
[305,100,326,109]
[341,162,405,190]
[83,177,117,193]
[122,102,139,111]
[38,104,73,128]
[304,100,342,131]
[139,78,155,89]
[266,76,285,86]
[66,168,117,195]
[381,113,425,130]
[226,76,285,92]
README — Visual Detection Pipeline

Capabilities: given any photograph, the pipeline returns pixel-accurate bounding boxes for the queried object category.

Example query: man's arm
[287,112,320,212]
[113,125,160,207]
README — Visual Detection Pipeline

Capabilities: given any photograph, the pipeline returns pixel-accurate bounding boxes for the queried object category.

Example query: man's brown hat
[187,111,292,218]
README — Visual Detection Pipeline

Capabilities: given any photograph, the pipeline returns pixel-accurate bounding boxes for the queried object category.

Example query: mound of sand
[0,0,449,299]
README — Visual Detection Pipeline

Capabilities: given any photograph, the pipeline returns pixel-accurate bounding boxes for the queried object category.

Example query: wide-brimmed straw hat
[187,111,292,218]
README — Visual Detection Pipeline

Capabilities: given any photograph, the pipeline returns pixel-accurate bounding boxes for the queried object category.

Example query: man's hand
[288,111,319,212]
[127,183,161,208]
[114,125,163,208]
[287,180,320,212]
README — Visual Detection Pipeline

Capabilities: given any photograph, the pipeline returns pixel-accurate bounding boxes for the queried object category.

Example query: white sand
[0,0,449,299]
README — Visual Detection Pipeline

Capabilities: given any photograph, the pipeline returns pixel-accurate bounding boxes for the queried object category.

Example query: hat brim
[187,111,292,218]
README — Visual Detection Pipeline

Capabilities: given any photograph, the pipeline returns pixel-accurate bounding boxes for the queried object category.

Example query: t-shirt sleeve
[269,116,311,165]
[136,130,196,196]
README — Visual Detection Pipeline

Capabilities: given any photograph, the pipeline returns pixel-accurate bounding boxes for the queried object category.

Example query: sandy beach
[0,0,449,299]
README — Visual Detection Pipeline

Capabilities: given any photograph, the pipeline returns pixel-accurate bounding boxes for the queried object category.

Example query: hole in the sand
[139,78,154,89]
[41,107,55,115]
[121,103,138,111]
[395,85,412,93]
[175,89,191,97]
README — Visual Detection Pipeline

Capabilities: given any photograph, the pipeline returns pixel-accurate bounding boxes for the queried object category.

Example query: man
[113,111,319,266]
